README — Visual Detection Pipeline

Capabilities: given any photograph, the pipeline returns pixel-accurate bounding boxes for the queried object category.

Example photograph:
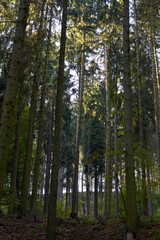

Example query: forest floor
[0,215,160,240]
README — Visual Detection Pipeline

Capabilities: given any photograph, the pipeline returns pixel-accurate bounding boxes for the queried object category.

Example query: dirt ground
[0,215,160,240]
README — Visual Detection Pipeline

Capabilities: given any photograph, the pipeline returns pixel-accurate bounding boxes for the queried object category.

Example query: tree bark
[0,0,30,208]
[123,0,138,235]
[150,31,160,176]
[57,167,64,201]
[43,98,54,217]
[94,166,98,219]
[19,0,46,217]
[46,0,68,238]
[8,94,24,214]
[147,161,153,216]
[133,0,148,216]
[30,3,52,217]
[114,109,119,218]
[104,40,111,216]
[71,40,85,216]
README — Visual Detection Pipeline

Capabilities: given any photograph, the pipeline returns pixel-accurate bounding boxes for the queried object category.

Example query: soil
[0,215,160,240]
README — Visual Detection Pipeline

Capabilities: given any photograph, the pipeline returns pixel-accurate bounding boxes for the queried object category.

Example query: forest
[0,0,160,239]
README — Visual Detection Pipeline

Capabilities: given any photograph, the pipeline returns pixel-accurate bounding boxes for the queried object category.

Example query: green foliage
[56,199,70,219]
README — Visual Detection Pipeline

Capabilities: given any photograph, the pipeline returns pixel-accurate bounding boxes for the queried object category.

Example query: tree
[46,0,68,238]
[0,0,31,208]
[30,2,53,217]
[19,0,46,217]
[123,0,138,237]
[133,0,148,216]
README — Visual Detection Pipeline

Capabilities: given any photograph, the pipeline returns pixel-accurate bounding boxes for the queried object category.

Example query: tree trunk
[114,111,119,218]
[66,161,71,210]
[123,0,138,235]
[83,113,90,217]
[46,0,68,238]
[147,161,153,216]
[71,40,85,216]
[133,0,148,216]
[94,166,98,219]
[150,31,160,176]
[57,167,64,201]
[86,166,90,217]
[0,0,30,208]
[8,94,24,214]
[43,98,54,217]
[19,0,46,217]
[30,3,52,217]
[104,40,111,216]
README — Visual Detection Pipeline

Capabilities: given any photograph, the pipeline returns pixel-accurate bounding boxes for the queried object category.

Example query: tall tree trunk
[30,3,52,217]
[147,160,153,216]
[123,0,138,237]
[81,166,84,200]
[71,40,85,216]
[8,94,24,214]
[94,166,98,219]
[19,0,46,217]
[86,166,90,217]
[133,0,148,216]
[104,40,111,216]
[57,167,64,201]
[114,109,119,218]
[0,0,30,209]
[150,32,160,176]
[46,0,68,238]
[66,161,71,209]
[83,113,90,217]
[114,66,119,218]
[43,98,54,217]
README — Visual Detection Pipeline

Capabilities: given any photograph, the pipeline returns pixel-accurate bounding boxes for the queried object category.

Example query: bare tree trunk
[114,111,119,218]
[43,98,54,217]
[94,166,98,219]
[30,3,52,217]
[8,94,24,214]
[150,32,160,176]
[71,40,85,216]
[0,0,30,208]
[147,160,153,216]
[134,0,148,216]
[57,167,64,201]
[104,40,111,217]
[19,0,46,217]
[46,0,68,238]
[123,0,138,236]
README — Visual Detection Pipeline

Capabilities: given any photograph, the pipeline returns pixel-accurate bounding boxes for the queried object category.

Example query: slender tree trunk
[115,111,119,218]
[46,0,68,238]
[57,167,64,201]
[83,113,90,217]
[66,161,71,209]
[86,167,90,217]
[123,0,138,237]
[94,166,98,219]
[114,66,119,218]
[147,161,153,216]
[0,0,30,208]
[134,0,148,216]
[8,94,24,214]
[81,167,84,200]
[30,3,52,217]
[43,98,54,217]
[104,40,111,216]
[71,41,85,216]
[150,32,160,176]
[19,0,46,217]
